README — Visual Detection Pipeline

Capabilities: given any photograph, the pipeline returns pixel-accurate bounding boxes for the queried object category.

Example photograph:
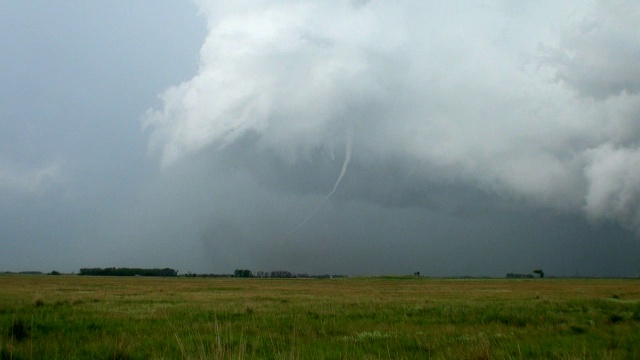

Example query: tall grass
[0,276,638,359]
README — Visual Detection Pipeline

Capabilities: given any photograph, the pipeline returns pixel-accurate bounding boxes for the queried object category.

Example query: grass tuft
[609,314,624,324]
[570,325,586,334]
[9,319,30,342]
[0,348,16,360]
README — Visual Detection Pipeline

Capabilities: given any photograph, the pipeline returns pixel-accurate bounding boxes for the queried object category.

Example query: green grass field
[1,275,639,359]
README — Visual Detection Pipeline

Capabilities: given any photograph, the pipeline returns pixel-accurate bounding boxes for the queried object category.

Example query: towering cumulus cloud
[144,1,640,230]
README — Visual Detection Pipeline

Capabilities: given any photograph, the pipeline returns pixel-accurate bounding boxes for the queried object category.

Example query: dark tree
[533,269,544,278]
[234,269,253,278]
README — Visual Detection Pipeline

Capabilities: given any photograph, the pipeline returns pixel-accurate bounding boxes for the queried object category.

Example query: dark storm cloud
[145,1,640,231]
[139,0,640,276]
[2,1,639,277]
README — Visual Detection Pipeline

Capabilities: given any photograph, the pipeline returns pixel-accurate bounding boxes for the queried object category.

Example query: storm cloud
[2,1,639,277]
[145,1,640,231]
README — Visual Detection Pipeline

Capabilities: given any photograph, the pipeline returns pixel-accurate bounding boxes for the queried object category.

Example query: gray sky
[2,1,639,277]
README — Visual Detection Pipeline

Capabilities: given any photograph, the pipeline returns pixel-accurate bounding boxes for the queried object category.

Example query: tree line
[506,269,544,279]
[79,267,178,277]
[235,269,347,279]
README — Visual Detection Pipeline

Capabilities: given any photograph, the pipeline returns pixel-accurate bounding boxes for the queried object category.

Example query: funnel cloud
[285,119,353,238]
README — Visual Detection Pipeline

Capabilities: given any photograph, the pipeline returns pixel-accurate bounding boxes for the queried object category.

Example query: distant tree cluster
[506,273,535,279]
[268,270,294,278]
[183,272,234,278]
[181,270,348,279]
[254,270,347,279]
[533,269,545,278]
[506,269,545,279]
[79,267,178,277]
[234,270,297,278]
[234,269,253,278]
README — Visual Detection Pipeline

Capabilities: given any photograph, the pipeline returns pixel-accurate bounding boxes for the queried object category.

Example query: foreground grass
[0,276,639,359]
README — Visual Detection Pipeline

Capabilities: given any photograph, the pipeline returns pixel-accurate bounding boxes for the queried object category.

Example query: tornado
[285,121,353,239]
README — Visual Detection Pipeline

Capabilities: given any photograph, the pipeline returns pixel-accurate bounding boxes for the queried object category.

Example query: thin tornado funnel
[285,121,353,239]
[327,122,353,199]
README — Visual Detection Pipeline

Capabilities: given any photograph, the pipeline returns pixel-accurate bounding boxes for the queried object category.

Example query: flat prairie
[1,275,639,359]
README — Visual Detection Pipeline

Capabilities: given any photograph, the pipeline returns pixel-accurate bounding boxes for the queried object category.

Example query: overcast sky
[2,1,639,277]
